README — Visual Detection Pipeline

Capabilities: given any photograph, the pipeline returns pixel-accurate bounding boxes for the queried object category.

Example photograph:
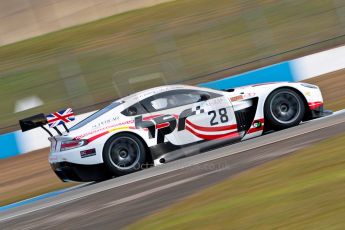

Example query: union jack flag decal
[46,108,75,128]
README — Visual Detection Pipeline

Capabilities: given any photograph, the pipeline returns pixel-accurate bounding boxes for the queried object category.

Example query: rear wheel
[103,133,146,176]
[264,88,305,130]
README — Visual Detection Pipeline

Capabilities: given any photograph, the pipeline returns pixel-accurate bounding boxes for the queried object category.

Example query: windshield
[69,101,123,131]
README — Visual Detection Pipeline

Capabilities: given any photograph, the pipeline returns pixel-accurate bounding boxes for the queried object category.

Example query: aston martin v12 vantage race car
[20,82,325,182]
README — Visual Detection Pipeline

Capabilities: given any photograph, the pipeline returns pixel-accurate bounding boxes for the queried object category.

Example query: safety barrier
[200,45,345,89]
[1,45,345,159]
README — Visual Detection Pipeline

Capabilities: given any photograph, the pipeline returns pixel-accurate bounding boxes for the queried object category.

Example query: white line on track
[1,109,345,222]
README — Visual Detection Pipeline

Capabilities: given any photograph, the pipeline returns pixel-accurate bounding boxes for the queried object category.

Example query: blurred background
[1,0,345,133]
[1,1,345,228]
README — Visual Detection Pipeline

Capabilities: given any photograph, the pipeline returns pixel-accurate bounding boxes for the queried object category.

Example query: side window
[121,102,148,116]
[141,89,221,113]
[151,98,169,110]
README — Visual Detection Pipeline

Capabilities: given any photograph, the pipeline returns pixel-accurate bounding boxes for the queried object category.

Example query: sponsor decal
[75,120,134,140]
[135,106,209,144]
[204,97,226,106]
[92,116,120,129]
[80,148,96,158]
[135,114,177,144]
[230,95,244,102]
[247,118,265,134]
[136,106,238,144]
[253,120,262,128]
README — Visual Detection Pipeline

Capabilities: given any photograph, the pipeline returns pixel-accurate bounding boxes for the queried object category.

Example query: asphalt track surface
[1,110,345,229]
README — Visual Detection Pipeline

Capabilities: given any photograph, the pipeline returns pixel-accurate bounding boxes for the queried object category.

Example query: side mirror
[199,94,210,102]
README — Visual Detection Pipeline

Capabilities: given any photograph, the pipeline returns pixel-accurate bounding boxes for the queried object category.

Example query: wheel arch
[263,86,310,130]
[102,131,153,165]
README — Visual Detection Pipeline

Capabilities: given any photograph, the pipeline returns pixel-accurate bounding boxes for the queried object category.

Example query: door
[138,89,238,146]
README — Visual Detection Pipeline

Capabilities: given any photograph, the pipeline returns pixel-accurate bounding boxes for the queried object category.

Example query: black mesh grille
[234,98,258,132]
[235,110,250,132]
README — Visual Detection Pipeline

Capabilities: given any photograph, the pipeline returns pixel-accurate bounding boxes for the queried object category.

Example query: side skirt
[151,132,244,165]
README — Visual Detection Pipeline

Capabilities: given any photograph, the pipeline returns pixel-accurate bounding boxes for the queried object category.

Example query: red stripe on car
[186,120,237,132]
[186,126,239,140]
[143,114,162,121]
[156,122,170,129]
[247,126,264,134]
[87,131,109,143]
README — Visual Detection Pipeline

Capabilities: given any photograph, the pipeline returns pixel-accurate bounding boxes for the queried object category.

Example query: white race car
[20,82,325,182]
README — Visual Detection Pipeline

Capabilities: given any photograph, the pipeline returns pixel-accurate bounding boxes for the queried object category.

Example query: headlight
[301,83,318,89]
[60,139,88,151]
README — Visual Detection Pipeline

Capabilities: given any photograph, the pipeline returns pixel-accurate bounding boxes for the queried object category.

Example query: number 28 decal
[208,108,229,126]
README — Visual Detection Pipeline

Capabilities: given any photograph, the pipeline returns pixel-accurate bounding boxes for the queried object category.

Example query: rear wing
[19,108,75,137]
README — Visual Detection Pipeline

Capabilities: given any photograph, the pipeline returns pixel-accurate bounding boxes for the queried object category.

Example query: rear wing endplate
[19,108,74,137]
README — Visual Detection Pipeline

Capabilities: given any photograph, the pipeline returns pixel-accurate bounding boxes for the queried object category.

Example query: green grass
[1,0,345,131]
[127,133,345,230]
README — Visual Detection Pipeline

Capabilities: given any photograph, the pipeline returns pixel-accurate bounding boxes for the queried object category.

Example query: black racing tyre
[103,133,146,176]
[264,88,305,130]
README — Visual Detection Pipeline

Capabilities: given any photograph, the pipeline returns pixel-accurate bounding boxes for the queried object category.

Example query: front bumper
[310,105,324,119]
[310,105,333,119]
[51,162,111,182]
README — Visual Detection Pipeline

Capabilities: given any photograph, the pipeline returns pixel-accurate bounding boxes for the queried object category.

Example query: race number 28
[208,108,229,126]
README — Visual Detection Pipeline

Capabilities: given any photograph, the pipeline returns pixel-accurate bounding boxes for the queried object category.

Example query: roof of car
[120,84,198,103]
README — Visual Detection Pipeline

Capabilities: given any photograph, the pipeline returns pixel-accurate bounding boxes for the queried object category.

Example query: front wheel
[264,88,305,130]
[103,133,146,176]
